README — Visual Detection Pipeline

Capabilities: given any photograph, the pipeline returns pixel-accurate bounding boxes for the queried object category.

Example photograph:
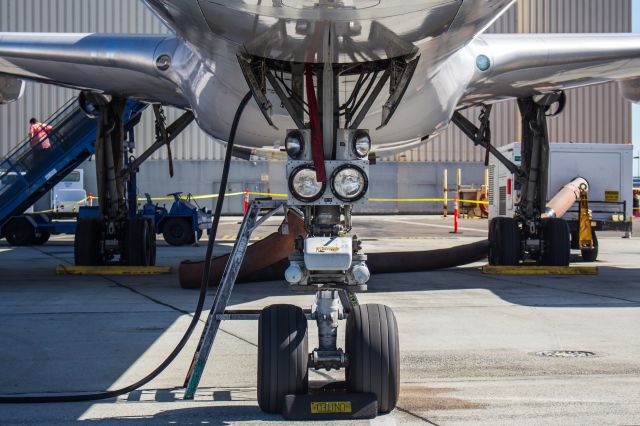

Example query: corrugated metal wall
[0,0,632,161]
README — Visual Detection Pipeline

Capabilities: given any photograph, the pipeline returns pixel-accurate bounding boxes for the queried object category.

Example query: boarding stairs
[0,98,147,235]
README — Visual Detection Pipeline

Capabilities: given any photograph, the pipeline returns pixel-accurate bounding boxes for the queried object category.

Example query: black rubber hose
[0,91,254,403]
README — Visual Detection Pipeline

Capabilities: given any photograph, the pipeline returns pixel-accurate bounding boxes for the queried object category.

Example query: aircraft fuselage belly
[144,0,514,148]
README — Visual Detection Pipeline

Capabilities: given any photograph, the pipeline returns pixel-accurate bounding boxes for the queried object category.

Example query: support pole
[243,185,249,215]
[450,199,460,234]
[443,169,448,218]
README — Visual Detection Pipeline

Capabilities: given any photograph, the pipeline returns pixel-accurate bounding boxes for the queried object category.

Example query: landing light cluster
[287,130,370,204]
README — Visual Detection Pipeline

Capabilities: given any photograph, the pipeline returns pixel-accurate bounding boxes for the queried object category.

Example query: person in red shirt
[28,117,53,149]
[28,117,54,171]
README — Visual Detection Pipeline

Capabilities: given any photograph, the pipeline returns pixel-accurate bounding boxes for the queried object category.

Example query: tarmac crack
[395,406,441,425]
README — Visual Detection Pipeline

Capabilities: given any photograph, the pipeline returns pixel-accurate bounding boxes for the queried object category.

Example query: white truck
[52,169,87,213]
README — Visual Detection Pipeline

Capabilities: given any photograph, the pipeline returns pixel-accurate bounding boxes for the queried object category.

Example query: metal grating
[488,165,496,205]
[499,186,507,216]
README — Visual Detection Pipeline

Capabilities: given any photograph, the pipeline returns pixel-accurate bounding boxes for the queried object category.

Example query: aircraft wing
[463,33,640,105]
[0,33,187,106]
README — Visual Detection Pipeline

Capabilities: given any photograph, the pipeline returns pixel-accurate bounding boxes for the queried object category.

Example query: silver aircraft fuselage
[143,0,514,150]
[4,1,639,152]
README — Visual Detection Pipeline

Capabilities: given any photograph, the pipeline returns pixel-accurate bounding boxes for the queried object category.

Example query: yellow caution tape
[34,192,490,214]
[369,197,489,205]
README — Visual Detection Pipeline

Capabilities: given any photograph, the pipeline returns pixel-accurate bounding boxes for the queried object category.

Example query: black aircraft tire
[74,218,102,266]
[488,218,498,265]
[489,217,521,266]
[581,230,598,262]
[257,304,309,414]
[346,304,400,414]
[541,218,571,267]
[32,230,51,246]
[127,218,155,267]
[4,217,35,246]
[162,218,192,247]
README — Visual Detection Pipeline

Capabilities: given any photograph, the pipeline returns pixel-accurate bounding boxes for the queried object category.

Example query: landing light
[352,130,371,158]
[289,166,325,202]
[331,165,368,202]
[285,130,305,159]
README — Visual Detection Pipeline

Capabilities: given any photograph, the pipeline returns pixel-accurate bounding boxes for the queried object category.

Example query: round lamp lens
[290,167,324,201]
[332,166,367,202]
[353,131,371,158]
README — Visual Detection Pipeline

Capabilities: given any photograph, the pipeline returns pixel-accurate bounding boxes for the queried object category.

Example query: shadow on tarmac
[79,406,277,424]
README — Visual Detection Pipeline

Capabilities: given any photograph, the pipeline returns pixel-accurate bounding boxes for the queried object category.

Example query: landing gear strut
[453,93,571,266]
[74,94,193,266]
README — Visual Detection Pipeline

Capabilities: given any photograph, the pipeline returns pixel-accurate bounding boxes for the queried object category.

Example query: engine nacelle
[619,78,640,103]
[78,91,111,118]
[0,76,25,105]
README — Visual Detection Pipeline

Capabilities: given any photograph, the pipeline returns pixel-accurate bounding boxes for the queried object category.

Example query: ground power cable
[0,91,253,403]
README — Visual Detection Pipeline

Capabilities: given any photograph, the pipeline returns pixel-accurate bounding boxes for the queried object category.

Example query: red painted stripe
[305,64,327,183]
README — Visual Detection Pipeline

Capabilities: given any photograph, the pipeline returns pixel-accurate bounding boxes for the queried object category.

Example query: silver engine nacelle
[0,76,25,105]
[619,78,640,104]
[78,91,112,119]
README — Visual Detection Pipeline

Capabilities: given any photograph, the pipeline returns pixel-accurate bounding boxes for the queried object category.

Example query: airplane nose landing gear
[227,54,414,417]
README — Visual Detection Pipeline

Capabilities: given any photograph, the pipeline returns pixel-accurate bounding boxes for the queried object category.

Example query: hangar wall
[0,0,633,164]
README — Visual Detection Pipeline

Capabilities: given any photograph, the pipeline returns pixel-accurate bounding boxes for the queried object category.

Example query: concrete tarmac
[0,216,639,425]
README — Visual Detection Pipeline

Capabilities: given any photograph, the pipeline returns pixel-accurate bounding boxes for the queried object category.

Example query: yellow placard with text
[310,401,352,414]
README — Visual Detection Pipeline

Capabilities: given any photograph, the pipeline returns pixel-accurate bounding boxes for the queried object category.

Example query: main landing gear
[74,94,193,266]
[453,93,571,266]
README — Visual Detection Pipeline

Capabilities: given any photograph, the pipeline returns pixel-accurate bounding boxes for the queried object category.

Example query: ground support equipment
[0,97,146,246]
[141,192,211,246]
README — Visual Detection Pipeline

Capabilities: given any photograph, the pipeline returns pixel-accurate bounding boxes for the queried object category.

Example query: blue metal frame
[0,99,148,234]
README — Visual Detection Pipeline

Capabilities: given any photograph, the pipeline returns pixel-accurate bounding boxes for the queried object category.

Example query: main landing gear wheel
[162,218,192,246]
[127,218,156,266]
[4,217,35,246]
[488,217,522,266]
[345,304,400,414]
[74,218,103,265]
[257,304,309,414]
[541,218,570,266]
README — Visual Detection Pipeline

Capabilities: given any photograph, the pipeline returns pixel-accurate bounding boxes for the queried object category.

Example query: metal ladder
[183,199,288,400]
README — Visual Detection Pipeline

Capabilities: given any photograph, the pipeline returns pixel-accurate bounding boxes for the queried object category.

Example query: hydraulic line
[0,91,253,404]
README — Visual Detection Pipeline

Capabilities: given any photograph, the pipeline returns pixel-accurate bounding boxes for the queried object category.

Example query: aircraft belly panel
[197,0,461,63]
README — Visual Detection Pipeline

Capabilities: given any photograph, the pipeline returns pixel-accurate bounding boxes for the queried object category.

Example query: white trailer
[489,142,633,231]
[52,169,86,213]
